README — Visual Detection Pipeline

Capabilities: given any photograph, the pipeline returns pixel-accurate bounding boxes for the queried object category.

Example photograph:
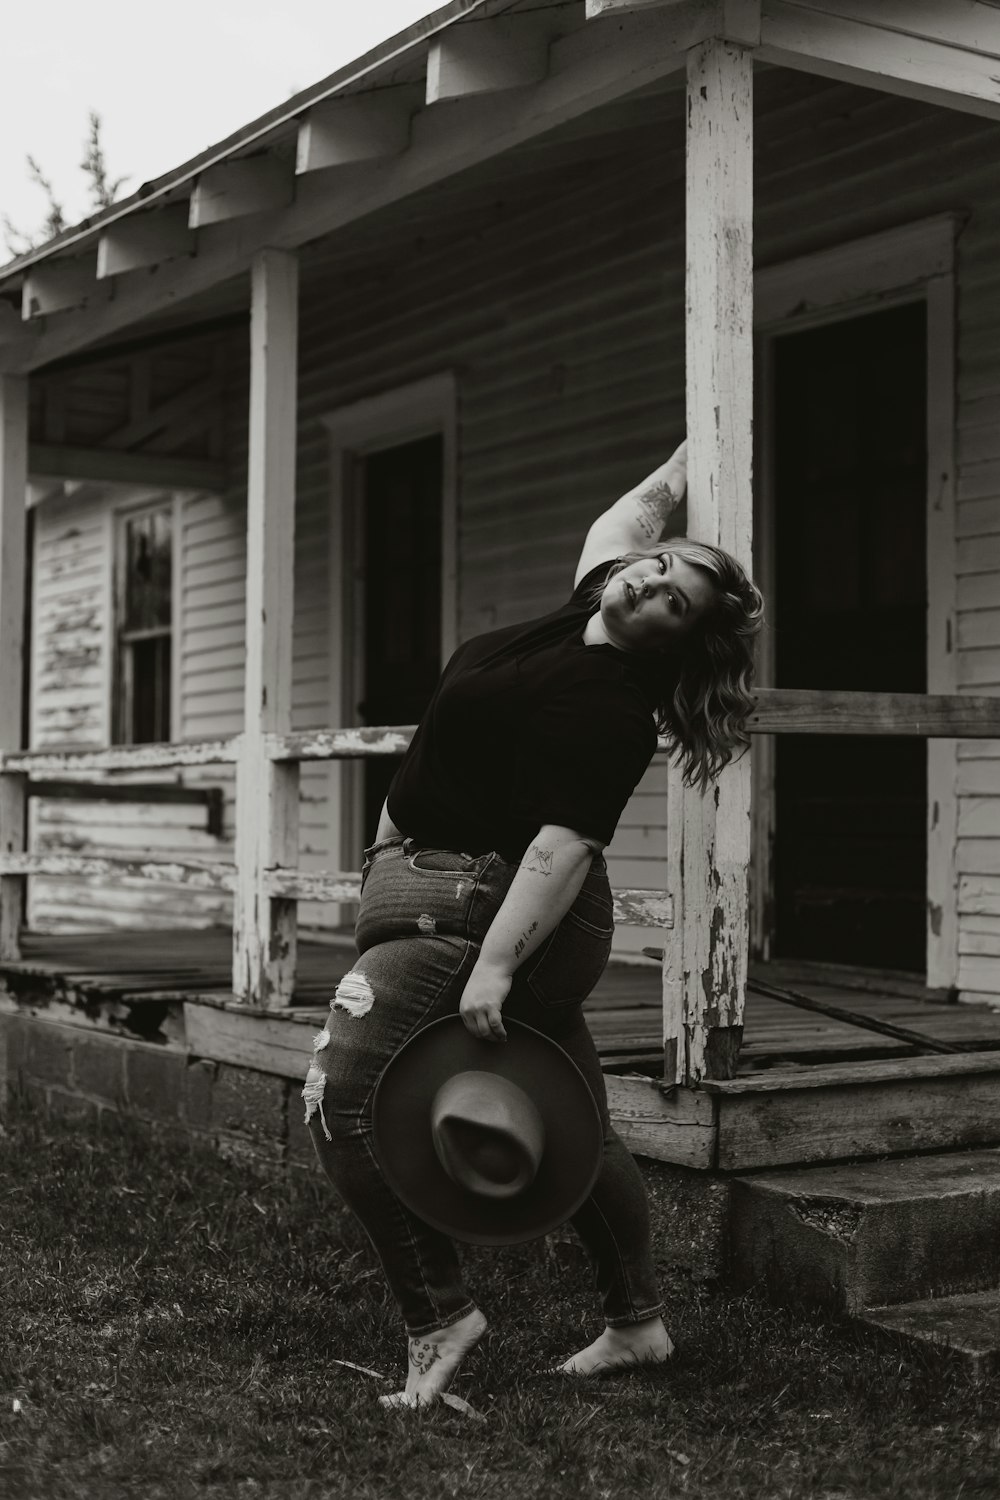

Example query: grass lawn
[1,1094,998,1500]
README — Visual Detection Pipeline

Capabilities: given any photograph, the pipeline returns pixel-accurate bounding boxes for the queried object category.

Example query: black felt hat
[371,1016,604,1246]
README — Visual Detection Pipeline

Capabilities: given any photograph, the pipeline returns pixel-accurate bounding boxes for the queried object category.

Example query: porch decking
[4,927,1000,1072]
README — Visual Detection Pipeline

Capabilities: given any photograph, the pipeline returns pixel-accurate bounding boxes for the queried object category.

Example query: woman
[303,438,763,1407]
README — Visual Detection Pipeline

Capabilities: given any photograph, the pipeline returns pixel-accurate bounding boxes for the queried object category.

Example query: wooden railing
[2,687,999,1009]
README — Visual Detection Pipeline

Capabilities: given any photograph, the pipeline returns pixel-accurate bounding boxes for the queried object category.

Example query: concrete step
[729,1147,1000,1314]
[863,1289,1000,1380]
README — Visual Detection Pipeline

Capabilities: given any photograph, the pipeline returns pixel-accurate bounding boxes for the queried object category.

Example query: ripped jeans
[303,836,664,1337]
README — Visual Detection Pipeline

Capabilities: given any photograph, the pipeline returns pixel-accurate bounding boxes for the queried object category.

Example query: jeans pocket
[524,888,614,1013]
[406,847,495,877]
[360,835,406,892]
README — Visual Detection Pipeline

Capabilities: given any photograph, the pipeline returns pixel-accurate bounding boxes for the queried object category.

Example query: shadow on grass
[1,1093,997,1500]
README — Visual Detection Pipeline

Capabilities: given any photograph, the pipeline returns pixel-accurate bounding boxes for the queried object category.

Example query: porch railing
[2,686,999,1080]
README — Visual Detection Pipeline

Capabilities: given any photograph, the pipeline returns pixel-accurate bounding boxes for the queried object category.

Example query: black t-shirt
[387,561,669,862]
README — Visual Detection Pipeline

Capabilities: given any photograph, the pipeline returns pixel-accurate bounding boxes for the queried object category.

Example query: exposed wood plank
[22,260,101,319]
[426,16,552,103]
[184,999,316,1078]
[0,739,238,773]
[267,726,414,760]
[668,36,754,1087]
[605,1075,716,1166]
[749,688,1000,737]
[759,0,1000,123]
[296,95,414,173]
[233,250,299,1007]
[715,1058,1000,1169]
[28,443,224,491]
[189,159,294,229]
[96,209,195,278]
[704,1049,1000,1094]
[0,851,236,891]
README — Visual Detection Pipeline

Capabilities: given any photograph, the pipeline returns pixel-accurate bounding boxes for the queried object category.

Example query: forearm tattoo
[409,1338,441,1376]
[514,920,539,960]
[523,844,554,876]
[634,480,678,540]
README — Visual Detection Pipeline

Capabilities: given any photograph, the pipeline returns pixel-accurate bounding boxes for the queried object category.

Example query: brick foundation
[0,1008,728,1276]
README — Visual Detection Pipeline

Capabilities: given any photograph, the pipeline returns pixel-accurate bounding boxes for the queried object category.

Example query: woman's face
[600,552,717,654]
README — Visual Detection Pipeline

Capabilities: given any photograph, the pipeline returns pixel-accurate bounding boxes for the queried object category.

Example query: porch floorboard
[4,927,1000,1073]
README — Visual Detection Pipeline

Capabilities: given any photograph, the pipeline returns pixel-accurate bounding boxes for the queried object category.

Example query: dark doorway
[771,300,927,970]
[358,434,443,846]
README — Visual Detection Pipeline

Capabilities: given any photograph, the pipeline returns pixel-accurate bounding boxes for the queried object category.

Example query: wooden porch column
[233,249,300,1006]
[664,36,754,1085]
[0,376,29,959]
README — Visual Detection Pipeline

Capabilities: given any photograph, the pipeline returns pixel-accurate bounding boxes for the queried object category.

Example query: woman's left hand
[459,962,512,1043]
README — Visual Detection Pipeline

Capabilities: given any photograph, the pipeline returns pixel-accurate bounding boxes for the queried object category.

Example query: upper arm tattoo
[633,480,678,540]
[522,844,554,877]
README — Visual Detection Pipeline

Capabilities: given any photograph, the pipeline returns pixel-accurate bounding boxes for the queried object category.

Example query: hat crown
[430,1070,545,1201]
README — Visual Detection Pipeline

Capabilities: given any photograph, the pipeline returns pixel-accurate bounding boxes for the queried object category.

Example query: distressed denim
[304,836,664,1336]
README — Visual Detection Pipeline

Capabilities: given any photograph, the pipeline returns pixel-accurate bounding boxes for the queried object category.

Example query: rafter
[296,93,414,173]
[22,259,102,319]
[189,158,294,228]
[96,207,195,278]
[426,16,552,102]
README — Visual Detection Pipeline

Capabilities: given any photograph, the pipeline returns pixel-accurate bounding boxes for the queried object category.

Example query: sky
[1,0,443,253]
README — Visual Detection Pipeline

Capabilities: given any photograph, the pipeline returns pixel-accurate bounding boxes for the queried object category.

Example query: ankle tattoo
[409,1338,442,1377]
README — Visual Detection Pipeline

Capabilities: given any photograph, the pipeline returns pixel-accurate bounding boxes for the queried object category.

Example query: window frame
[107,490,183,748]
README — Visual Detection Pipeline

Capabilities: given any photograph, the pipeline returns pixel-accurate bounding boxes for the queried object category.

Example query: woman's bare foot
[557,1315,675,1377]
[379,1308,488,1409]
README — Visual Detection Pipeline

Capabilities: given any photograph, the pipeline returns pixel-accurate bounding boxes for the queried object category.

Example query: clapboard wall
[24,66,1000,992]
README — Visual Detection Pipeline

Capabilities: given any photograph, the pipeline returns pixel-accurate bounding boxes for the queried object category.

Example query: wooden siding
[28,487,229,930]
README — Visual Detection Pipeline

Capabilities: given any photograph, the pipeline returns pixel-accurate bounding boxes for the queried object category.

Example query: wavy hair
[587,541,765,792]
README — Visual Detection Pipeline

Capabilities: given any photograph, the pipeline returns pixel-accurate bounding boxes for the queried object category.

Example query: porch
[5,923,1000,1174]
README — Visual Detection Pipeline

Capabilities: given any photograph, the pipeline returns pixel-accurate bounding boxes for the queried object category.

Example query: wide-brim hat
[372,1016,603,1246]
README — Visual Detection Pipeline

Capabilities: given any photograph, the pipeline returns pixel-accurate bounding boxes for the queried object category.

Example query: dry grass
[1,1093,998,1499]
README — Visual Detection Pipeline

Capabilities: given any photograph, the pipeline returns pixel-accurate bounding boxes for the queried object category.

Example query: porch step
[862,1290,1000,1380]
[729,1148,1000,1315]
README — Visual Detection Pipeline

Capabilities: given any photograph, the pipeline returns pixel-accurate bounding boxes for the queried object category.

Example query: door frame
[751,213,960,986]
[321,372,458,883]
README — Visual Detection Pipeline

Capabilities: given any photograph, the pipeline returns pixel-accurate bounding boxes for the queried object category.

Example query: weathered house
[4,0,1000,1362]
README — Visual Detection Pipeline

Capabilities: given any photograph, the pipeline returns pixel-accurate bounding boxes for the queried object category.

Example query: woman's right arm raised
[573,439,687,587]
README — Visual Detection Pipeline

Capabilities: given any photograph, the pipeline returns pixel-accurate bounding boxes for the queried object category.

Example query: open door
[763,300,928,970]
[355,435,443,845]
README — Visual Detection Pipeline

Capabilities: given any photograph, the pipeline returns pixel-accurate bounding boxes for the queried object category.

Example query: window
[114,502,173,744]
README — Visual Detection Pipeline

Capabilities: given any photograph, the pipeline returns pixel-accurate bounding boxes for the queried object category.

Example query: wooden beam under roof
[28,442,225,490]
[96,207,195,278]
[759,0,1000,121]
[426,15,552,102]
[296,93,414,173]
[189,158,294,228]
[22,259,101,319]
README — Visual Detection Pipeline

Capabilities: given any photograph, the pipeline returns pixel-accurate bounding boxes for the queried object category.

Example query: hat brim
[372,1016,604,1246]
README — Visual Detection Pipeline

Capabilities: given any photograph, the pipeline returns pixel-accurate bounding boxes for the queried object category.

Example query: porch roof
[1,0,998,375]
[0,0,504,280]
